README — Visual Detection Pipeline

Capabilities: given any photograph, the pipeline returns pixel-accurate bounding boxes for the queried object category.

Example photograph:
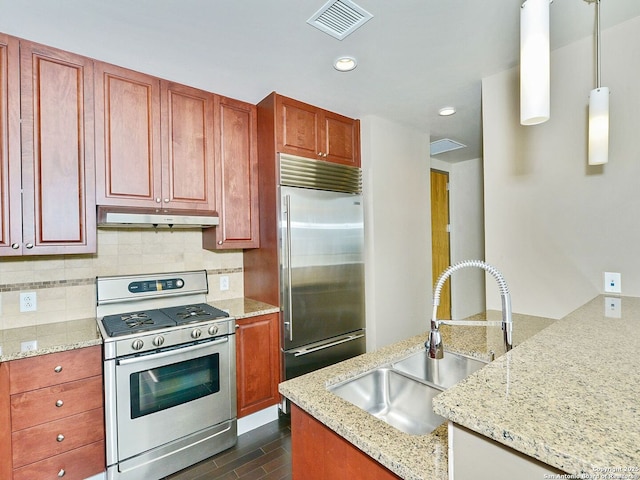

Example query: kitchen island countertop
[279,311,555,480]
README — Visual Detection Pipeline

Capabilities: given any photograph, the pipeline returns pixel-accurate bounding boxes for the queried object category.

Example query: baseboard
[237,405,279,435]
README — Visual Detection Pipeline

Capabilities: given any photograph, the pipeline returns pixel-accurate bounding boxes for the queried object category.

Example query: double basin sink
[328,350,487,435]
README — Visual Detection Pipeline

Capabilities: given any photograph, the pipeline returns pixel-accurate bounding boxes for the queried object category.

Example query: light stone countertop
[433,295,640,477]
[279,312,555,480]
[0,297,278,362]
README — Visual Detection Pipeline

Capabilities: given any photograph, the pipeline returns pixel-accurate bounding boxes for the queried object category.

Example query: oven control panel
[128,278,184,293]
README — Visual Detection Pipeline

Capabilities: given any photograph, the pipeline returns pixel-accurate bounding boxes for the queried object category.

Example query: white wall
[431,157,486,319]
[361,116,431,350]
[482,17,640,319]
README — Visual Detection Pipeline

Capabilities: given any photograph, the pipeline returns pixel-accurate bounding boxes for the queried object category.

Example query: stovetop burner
[100,303,229,337]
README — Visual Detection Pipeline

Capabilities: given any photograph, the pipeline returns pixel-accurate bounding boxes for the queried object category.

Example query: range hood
[97,206,219,229]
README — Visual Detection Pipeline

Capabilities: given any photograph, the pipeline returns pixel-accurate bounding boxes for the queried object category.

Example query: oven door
[114,337,235,461]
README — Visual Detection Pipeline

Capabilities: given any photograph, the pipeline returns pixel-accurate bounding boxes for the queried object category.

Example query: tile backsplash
[0,229,244,330]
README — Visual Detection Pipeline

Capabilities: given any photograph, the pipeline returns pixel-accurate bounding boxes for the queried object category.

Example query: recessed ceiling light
[438,106,456,116]
[334,56,357,72]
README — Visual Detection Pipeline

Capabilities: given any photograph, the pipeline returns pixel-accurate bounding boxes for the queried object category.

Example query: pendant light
[587,0,609,165]
[520,0,551,125]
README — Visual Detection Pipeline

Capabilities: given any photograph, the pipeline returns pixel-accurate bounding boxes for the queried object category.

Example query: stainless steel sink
[392,350,487,390]
[329,367,445,435]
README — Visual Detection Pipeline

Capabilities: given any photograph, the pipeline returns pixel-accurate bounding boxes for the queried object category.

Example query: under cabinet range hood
[97,206,219,228]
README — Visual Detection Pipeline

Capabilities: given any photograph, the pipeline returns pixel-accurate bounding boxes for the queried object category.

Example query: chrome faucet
[426,260,513,359]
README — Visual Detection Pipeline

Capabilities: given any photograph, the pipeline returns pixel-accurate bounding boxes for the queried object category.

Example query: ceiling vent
[430,138,467,156]
[307,0,373,40]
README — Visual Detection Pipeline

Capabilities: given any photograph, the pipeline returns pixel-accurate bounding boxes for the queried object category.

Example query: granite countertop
[0,297,278,362]
[279,312,555,480]
[433,295,640,477]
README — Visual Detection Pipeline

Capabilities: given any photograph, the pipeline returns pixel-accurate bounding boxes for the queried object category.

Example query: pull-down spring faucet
[426,260,513,359]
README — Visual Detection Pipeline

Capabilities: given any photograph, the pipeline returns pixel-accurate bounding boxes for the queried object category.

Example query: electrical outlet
[604,296,622,318]
[603,272,621,294]
[20,292,37,312]
[20,340,38,352]
[219,276,229,291]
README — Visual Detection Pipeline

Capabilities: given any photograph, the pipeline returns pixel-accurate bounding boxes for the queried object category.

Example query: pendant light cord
[596,0,601,88]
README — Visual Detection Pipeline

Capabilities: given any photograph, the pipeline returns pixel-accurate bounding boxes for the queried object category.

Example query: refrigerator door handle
[292,333,366,357]
[284,194,294,342]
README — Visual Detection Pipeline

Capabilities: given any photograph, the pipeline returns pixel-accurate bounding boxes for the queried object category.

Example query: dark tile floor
[165,414,292,480]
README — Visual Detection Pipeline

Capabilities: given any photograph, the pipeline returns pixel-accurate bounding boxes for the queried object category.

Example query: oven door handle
[117,338,228,366]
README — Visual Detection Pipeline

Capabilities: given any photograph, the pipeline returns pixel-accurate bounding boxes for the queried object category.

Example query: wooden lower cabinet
[291,404,401,480]
[2,345,105,480]
[235,313,280,417]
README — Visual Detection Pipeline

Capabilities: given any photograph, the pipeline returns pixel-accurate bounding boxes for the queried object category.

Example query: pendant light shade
[520,0,550,126]
[587,0,609,165]
[588,87,609,165]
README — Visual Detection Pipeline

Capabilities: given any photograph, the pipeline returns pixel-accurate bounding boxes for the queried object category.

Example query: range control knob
[191,328,202,339]
[132,339,144,350]
[153,336,165,347]
[208,325,219,336]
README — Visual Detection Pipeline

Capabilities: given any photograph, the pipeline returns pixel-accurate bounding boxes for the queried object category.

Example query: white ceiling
[1,0,639,162]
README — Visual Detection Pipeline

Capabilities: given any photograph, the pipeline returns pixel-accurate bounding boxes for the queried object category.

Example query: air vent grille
[430,138,467,156]
[307,0,373,40]
[279,155,362,194]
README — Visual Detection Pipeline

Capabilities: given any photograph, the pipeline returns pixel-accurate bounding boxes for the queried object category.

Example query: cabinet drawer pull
[54,365,63,373]
[58,469,66,477]
[55,399,64,407]
[56,433,65,442]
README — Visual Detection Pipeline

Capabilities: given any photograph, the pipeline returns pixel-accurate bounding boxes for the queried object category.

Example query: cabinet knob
[55,399,64,407]
[155,197,161,203]
[11,243,19,249]
[56,434,65,442]
[54,365,63,373]
[218,240,223,245]
[25,243,34,249]
[163,198,169,203]
[58,469,66,477]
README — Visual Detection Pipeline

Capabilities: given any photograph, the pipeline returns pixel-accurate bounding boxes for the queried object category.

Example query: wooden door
[276,94,321,159]
[20,41,96,255]
[161,81,215,210]
[0,34,21,256]
[204,96,259,249]
[322,111,361,167]
[94,62,161,207]
[431,170,451,319]
[235,313,280,417]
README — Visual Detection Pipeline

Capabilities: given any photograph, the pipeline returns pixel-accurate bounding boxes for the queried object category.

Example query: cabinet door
[236,313,280,417]
[161,81,216,210]
[0,34,20,256]
[20,41,96,255]
[276,95,322,159]
[203,96,259,249]
[95,61,162,207]
[322,111,361,167]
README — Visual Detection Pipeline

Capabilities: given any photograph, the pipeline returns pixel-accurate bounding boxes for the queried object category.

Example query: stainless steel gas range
[96,270,237,480]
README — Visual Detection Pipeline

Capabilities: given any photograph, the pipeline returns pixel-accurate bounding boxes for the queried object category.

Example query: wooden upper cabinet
[19,40,96,255]
[0,34,21,256]
[95,62,216,210]
[274,93,360,167]
[203,96,259,249]
[94,62,162,207]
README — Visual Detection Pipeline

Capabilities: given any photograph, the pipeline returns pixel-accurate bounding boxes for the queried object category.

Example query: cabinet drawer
[12,408,104,468]
[11,375,103,431]
[9,346,101,394]
[12,439,105,480]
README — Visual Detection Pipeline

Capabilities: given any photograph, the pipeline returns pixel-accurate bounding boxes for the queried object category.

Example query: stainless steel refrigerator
[278,154,365,381]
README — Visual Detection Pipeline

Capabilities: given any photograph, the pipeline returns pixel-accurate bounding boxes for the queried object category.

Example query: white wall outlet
[20,292,37,312]
[603,272,622,294]
[604,296,622,318]
[219,276,229,291]
[20,340,38,352]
